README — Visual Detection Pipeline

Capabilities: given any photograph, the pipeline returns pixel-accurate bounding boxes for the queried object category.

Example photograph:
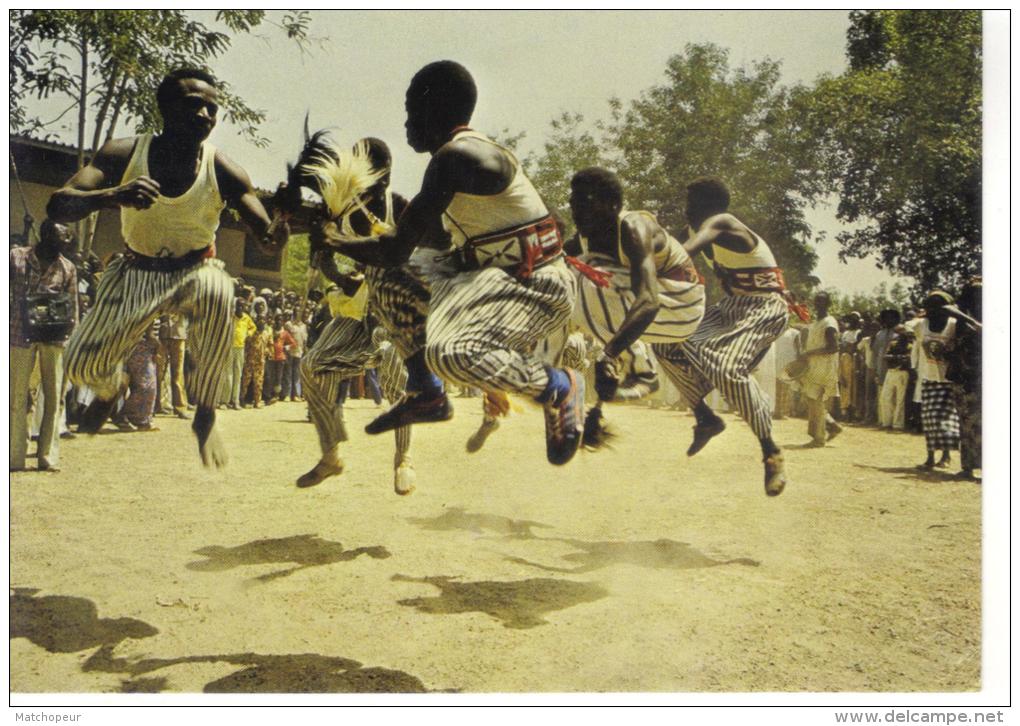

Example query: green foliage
[823,281,913,320]
[801,10,981,292]
[519,45,823,298]
[281,232,310,293]
[9,10,315,148]
[518,112,609,234]
[281,234,356,294]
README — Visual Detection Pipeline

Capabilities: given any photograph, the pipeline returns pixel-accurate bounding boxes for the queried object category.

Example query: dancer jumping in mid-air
[657,177,796,496]
[48,68,289,467]
[324,61,586,466]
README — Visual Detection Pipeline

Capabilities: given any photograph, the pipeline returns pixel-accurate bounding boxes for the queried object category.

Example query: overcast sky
[25,10,917,293]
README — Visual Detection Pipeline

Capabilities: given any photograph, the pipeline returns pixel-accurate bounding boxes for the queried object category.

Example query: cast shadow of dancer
[186,534,391,582]
[10,588,159,654]
[83,645,428,693]
[407,508,759,574]
[406,507,551,539]
[10,588,428,693]
[505,537,760,575]
[392,574,608,630]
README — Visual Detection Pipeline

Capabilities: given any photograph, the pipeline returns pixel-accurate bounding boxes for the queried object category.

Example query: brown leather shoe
[763,453,787,497]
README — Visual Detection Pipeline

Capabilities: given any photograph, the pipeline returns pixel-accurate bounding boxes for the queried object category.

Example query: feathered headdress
[300,136,387,221]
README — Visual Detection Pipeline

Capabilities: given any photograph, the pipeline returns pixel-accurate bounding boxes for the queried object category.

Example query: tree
[802,10,981,292]
[10,10,316,152]
[520,44,823,298]
[823,281,913,321]
[10,10,317,248]
[516,112,609,229]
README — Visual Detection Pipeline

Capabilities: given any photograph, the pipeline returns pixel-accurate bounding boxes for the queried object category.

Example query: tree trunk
[104,78,129,142]
[86,76,129,254]
[90,67,120,156]
[76,27,89,250]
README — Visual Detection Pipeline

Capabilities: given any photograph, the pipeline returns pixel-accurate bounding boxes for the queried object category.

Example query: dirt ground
[9,398,982,694]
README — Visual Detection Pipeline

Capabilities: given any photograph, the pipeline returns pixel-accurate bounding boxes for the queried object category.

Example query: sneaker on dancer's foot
[763,453,786,496]
[826,421,843,441]
[466,417,500,453]
[544,369,585,466]
[687,417,725,456]
[296,456,344,488]
[364,391,453,435]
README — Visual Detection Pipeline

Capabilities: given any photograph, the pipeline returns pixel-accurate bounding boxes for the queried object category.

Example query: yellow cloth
[232,313,257,348]
[327,282,369,321]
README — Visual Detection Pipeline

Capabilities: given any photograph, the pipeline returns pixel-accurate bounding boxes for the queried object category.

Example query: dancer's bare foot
[394,462,416,495]
[763,453,787,497]
[193,406,228,468]
[296,458,344,488]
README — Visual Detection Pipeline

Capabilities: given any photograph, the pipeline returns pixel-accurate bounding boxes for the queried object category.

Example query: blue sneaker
[544,369,585,465]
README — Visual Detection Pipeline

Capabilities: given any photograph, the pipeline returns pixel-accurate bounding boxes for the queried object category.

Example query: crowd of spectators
[9,219,982,482]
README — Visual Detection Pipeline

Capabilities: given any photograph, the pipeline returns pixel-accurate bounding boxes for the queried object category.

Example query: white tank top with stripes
[441,130,549,248]
[120,134,225,258]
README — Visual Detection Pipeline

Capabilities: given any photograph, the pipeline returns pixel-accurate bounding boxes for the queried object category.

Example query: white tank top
[120,134,225,257]
[710,227,777,270]
[442,130,549,248]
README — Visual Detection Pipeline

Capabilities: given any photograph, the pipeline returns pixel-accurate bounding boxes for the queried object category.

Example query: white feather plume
[300,137,386,220]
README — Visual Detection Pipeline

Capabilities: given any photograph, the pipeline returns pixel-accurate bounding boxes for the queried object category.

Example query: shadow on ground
[853,463,963,484]
[407,507,551,539]
[186,534,391,582]
[10,588,158,653]
[10,588,427,693]
[505,537,760,574]
[407,508,758,575]
[392,574,608,629]
[83,645,427,693]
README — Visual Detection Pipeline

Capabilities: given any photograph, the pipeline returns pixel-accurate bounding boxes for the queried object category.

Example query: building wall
[9,178,282,289]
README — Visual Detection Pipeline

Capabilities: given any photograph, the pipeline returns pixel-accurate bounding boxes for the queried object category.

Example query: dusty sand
[9,399,981,694]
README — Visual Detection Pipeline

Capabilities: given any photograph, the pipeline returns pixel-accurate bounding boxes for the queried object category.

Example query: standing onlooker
[872,309,901,428]
[283,309,308,401]
[902,308,924,432]
[797,292,841,447]
[120,323,160,431]
[913,292,959,469]
[773,325,801,420]
[880,326,913,431]
[240,316,272,407]
[153,316,172,415]
[224,299,257,409]
[10,219,78,472]
[946,281,981,480]
[838,312,861,421]
[856,318,879,424]
[265,315,295,404]
[164,313,190,419]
